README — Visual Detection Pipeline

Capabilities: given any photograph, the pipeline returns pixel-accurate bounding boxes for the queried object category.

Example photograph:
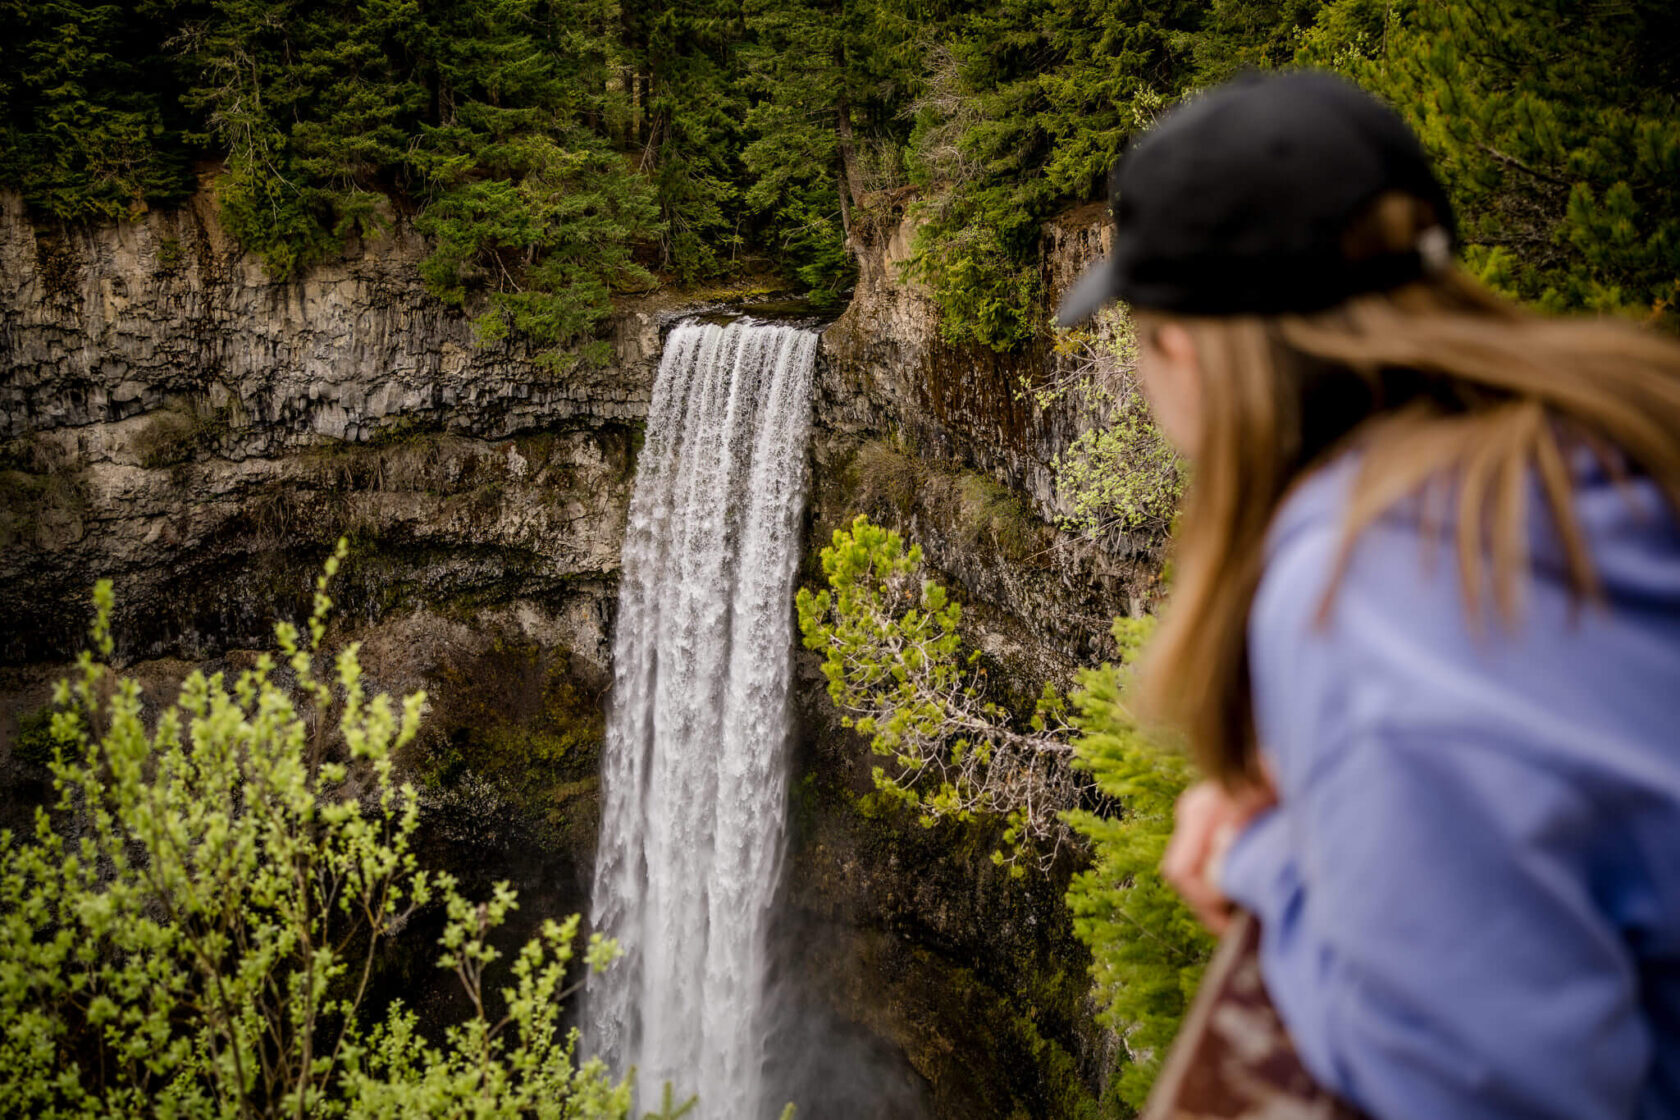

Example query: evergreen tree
[903,0,1206,350]
[287,0,426,226]
[169,0,658,357]
[0,1,195,220]
[1190,0,1322,81]
[409,0,659,361]
[799,524,1210,1107]
[1303,0,1680,325]
[1064,618,1210,1114]
[5,0,1673,342]
[639,0,748,280]
[740,0,918,305]
[173,0,402,277]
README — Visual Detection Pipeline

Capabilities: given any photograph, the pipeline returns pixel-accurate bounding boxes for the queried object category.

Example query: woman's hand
[1162,779,1277,935]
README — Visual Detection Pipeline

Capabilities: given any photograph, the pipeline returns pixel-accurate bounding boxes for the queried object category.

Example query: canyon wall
[0,188,1145,1117]
[0,185,658,1027]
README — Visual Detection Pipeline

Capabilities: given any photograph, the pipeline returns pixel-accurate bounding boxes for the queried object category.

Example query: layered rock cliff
[0,187,1144,1118]
[0,184,661,1025]
[0,187,660,665]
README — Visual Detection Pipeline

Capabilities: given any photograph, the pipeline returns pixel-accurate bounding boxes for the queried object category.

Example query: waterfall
[586,318,818,1120]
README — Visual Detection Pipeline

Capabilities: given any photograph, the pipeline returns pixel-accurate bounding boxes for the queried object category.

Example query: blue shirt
[1222,452,1680,1120]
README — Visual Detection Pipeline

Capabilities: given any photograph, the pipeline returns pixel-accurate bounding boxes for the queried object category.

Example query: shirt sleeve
[1219,723,1650,1120]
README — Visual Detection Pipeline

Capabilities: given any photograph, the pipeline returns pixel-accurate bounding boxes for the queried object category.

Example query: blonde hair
[1138,194,1680,785]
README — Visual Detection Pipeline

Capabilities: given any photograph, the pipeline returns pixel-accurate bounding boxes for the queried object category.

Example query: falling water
[586,318,818,1120]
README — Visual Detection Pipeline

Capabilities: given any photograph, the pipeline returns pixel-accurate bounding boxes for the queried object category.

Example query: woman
[1059,72,1680,1119]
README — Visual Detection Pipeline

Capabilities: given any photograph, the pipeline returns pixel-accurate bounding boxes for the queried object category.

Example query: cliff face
[766,205,1147,1119]
[0,187,661,665]
[816,202,1148,667]
[820,200,1112,505]
[0,186,661,1024]
[0,190,1141,1117]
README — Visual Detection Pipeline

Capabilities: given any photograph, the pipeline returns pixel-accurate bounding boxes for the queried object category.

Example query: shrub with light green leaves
[796,515,1078,871]
[1038,306,1183,542]
[798,517,1209,1107]
[0,541,631,1119]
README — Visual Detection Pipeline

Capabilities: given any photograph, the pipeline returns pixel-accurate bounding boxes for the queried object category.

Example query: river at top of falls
[586,317,819,1120]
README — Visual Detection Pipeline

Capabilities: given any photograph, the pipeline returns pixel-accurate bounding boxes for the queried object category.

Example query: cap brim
[1056,256,1120,328]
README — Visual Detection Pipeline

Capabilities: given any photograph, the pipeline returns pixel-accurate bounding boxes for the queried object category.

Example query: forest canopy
[2,0,1676,355]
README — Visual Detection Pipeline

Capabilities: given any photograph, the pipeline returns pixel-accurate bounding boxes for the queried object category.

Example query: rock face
[0,190,654,448]
[0,185,660,1026]
[0,186,664,666]
[765,203,1151,1119]
[0,188,1148,1117]
[816,201,1150,662]
[820,200,1112,508]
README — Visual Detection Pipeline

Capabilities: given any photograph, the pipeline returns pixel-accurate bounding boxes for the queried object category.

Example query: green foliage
[902,2,1195,351]
[909,222,1046,351]
[0,0,929,316]
[404,0,660,359]
[174,0,663,359]
[1301,0,1680,325]
[738,0,852,306]
[0,544,630,1117]
[11,706,57,768]
[1064,617,1211,1112]
[156,236,186,272]
[174,0,407,278]
[415,138,659,366]
[636,0,748,281]
[1190,0,1324,81]
[796,515,1078,870]
[1038,307,1183,539]
[0,1,195,220]
[799,516,1209,1106]
[898,0,1680,348]
[5,1,1676,343]
[739,0,918,306]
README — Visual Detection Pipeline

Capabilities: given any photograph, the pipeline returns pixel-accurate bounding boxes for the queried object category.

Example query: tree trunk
[836,161,854,241]
[835,95,867,216]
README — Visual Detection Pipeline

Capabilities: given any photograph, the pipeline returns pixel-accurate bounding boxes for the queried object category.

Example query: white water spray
[587,318,818,1120]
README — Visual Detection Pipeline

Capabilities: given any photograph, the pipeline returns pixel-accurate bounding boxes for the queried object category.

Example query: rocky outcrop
[0,190,656,448]
[764,202,1149,1118]
[0,186,673,665]
[815,201,1148,665]
[819,200,1113,512]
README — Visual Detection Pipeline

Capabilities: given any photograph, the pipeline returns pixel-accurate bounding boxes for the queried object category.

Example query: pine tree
[638,0,747,281]
[7,0,1672,340]
[739,0,918,305]
[1064,618,1211,1114]
[408,0,659,361]
[1302,0,1680,325]
[902,0,1208,350]
[1190,0,1323,81]
[0,0,195,220]
[174,0,368,277]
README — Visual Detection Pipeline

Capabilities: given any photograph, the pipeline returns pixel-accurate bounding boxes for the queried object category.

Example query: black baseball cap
[1057,70,1457,325]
